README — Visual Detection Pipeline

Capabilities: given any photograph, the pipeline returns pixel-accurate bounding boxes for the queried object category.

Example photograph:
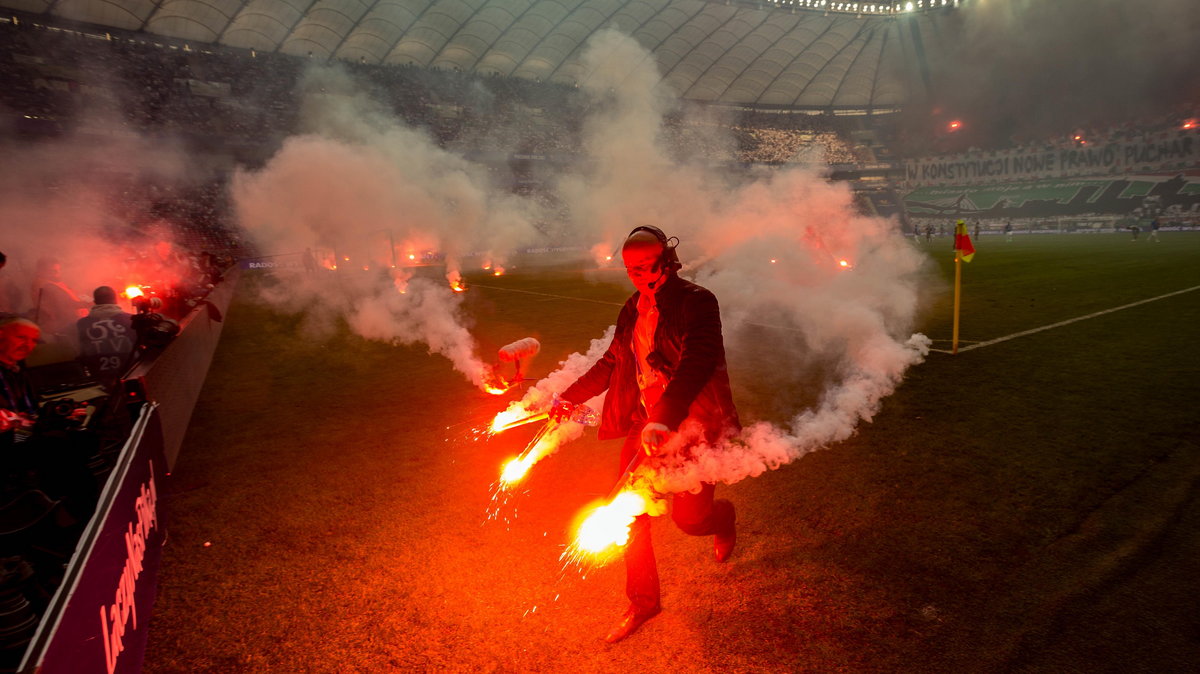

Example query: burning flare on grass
[499,454,536,484]
[495,422,558,489]
[573,490,648,553]
[490,410,547,434]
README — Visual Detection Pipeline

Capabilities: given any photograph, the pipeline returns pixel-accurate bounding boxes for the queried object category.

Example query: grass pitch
[144,232,1200,672]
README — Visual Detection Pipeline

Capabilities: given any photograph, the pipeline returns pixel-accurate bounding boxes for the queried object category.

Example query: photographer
[76,286,136,389]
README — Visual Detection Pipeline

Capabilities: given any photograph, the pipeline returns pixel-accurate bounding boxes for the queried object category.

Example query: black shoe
[604,605,661,643]
[714,501,736,563]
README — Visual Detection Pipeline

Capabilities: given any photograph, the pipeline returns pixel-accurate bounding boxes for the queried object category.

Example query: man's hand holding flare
[640,422,670,456]
[547,397,576,424]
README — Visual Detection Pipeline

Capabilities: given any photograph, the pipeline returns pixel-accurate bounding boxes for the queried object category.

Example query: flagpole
[952,249,962,354]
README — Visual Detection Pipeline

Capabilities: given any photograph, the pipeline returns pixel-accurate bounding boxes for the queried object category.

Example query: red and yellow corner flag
[954,220,976,262]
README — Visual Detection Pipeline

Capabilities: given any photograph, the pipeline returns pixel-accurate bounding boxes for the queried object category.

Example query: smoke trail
[231,63,545,387]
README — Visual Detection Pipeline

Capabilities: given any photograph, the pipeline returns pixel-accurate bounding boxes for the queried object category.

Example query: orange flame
[574,491,648,553]
[492,268,505,277]
[496,431,556,488]
[500,455,534,484]
[125,286,144,299]
[451,280,467,293]
[839,259,852,270]
[490,408,527,432]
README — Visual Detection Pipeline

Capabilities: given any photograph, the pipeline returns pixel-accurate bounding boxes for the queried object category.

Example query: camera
[36,398,88,431]
[131,296,180,349]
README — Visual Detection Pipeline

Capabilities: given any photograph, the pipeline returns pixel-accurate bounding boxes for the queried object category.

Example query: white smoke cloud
[231,63,546,387]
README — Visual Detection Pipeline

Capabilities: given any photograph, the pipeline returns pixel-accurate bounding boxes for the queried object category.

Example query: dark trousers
[619,431,734,614]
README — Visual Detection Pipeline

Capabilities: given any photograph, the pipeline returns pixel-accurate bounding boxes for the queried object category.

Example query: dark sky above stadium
[927,0,1198,144]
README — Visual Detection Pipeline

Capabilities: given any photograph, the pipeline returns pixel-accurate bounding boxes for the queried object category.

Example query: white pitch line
[950,284,1200,354]
[468,283,624,306]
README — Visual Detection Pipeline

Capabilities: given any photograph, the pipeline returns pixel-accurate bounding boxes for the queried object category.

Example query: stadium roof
[1,0,957,110]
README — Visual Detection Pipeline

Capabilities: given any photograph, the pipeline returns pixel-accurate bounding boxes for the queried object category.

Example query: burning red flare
[500,455,535,484]
[839,259,852,270]
[491,411,547,432]
[125,286,144,299]
[451,280,467,293]
[573,491,648,554]
[490,408,530,432]
[947,120,962,132]
[495,424,557,488]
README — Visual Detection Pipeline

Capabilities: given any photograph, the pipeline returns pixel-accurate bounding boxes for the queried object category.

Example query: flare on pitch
[483,337,540,395]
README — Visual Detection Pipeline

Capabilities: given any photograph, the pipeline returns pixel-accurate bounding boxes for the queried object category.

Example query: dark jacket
[76,304,136,381]
[0,361,37,417]
[561,274,739,442]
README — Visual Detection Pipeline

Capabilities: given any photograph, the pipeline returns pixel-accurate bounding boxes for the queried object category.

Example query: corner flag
[954,220,976,262]
[951,219,974,354]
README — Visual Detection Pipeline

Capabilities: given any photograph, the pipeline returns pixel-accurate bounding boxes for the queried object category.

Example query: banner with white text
[905,130,1198,187]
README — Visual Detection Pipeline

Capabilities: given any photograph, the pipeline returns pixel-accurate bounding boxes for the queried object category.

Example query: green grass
[143,232,1200,672]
